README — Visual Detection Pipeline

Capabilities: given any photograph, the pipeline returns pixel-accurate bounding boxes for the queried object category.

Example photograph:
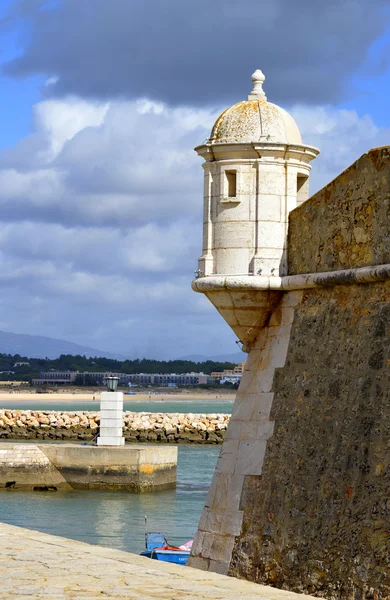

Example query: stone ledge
[192,263,390,293]
[0,521,318,599]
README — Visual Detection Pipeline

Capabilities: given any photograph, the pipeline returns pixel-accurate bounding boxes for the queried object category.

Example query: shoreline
[0,391,236,403]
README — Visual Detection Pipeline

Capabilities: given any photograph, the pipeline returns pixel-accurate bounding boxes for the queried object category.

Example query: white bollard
[97,391,125,446]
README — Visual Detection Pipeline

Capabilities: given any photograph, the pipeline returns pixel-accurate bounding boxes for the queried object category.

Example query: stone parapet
[0,410,229,444]
[288,146,390,274]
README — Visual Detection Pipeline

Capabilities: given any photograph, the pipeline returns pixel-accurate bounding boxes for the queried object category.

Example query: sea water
[0,445,220,553]
[0,398,233,414]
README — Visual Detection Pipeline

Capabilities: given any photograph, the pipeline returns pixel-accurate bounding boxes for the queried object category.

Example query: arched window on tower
[297,174,309,206]
[225,170,237,198]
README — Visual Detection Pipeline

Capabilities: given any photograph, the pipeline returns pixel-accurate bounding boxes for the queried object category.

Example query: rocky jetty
[0,410,229,444]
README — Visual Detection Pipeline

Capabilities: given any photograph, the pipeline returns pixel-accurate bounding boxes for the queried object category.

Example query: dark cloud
[2,0,389,106]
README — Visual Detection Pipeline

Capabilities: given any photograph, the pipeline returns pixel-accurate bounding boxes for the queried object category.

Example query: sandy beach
[0,391,235,403]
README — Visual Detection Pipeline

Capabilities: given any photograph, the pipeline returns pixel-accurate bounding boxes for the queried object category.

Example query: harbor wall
[189,148,390,598]
[0,410,229,444]
[0,443,177,491]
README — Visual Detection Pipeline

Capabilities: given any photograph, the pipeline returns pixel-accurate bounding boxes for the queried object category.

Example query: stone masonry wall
[190,148,390,598]
[288,147,390,274]
[229,280,390,599]
[0,411,228,444]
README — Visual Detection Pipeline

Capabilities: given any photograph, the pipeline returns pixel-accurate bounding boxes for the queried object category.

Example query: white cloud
[44,76,59,87]
[0,97,229,357]
[0,96,387,357]
[0,98,216,227]
[291,105,390,192]
[34,97,109,160]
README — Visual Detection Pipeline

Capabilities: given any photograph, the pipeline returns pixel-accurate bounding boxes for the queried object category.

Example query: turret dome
[209,70,302,146]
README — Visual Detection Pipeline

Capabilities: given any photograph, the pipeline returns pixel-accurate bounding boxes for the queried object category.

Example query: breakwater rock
[0,410,229,444]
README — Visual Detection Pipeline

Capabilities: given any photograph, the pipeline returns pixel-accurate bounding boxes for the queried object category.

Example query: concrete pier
[0,522,317,599]
[0,443,177,491]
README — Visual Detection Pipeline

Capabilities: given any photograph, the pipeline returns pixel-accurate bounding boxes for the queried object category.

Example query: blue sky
[0,8,40,147]
[340,30,390,126]
[0,0,389,359]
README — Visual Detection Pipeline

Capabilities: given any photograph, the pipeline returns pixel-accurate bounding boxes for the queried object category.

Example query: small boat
[140,532,192,565]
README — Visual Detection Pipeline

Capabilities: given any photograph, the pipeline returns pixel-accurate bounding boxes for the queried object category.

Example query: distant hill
[0,329,245,364]
[179,351,246,364]
[0,330,125,360]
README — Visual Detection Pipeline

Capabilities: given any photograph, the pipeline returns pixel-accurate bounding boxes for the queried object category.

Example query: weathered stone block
[232,394,258,421]
[215,440,239,475]
[213,473,245,510]
[235,440,267,475]
[208,559,230,575]
[224,419,242,440]
[248,371,275,394]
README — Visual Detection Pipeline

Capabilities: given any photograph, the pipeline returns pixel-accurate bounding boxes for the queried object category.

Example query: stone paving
[0,522,316,599]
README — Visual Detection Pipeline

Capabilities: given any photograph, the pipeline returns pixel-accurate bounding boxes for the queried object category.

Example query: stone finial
[248,69,267,101]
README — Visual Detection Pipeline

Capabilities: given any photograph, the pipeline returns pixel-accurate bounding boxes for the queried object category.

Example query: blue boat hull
[140,549,190,565]
[151,549,190,565]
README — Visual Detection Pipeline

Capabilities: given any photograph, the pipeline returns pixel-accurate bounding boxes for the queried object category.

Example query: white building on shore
[33,371,212,387]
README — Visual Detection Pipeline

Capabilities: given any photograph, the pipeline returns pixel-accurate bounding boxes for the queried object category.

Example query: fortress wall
[189,147,390,598]
[288,147,390,274]
[229,280,390,598]
[190,281,390,596]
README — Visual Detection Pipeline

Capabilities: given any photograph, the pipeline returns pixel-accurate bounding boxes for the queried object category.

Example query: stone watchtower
[190,69,390,599]
[195,70,319,279]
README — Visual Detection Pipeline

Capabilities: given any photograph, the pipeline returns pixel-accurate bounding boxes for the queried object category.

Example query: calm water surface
[0,445,220,553]
[0,399,233,414]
